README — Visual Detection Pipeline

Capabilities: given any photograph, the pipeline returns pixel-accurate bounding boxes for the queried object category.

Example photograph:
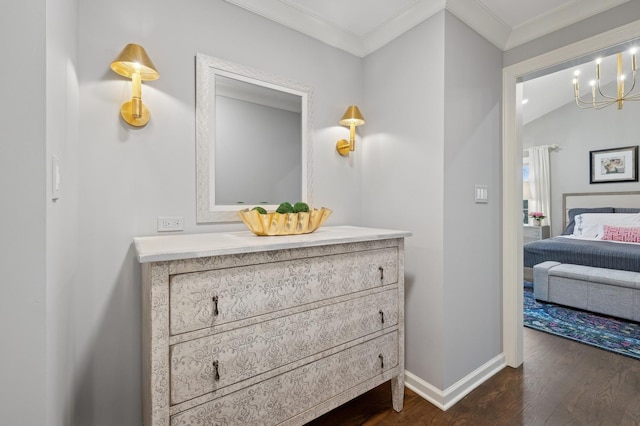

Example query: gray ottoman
[533,261,640,322]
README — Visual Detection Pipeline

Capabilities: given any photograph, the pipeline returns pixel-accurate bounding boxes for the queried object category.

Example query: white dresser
[134,226,410,425]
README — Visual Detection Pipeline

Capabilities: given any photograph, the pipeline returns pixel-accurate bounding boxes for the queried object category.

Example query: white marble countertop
[134,225,411,263]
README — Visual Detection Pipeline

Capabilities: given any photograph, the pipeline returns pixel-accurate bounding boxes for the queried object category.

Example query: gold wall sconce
[336,105,365,156]
[110,43,159,127]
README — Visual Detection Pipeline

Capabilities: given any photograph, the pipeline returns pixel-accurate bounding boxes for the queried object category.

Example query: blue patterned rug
[524,282,640,360]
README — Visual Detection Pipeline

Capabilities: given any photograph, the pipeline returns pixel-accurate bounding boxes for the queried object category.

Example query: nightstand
[523,225,550,244]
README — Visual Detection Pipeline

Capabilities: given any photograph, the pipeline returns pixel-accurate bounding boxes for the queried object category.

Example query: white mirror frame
[196,53,314,223]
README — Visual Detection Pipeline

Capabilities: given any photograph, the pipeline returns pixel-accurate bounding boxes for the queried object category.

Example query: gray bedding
[524,236,640,272]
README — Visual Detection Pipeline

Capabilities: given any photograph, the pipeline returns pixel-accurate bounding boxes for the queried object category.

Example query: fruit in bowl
[275,202,294,214]
[293,202,309,213]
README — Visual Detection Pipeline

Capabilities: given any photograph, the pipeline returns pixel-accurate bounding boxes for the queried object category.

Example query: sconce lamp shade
[110,44,159,80]
[336,105,365,156]
[110,43,159,127]
[339,105,365,126]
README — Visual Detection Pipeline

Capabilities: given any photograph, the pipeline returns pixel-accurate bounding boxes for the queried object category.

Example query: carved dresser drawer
[170,289,398,404]
[134,226,410,426]
[169,247,399,336]
[170,332,399,426]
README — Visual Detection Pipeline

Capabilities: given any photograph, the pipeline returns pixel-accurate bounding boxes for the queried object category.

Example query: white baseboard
[404,353,506,411]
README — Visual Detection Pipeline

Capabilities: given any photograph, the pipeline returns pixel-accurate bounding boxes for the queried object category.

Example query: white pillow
[572,213,640,238]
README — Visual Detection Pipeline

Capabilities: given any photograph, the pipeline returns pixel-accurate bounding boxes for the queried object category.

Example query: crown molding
[224,0,447,57]
[224,0,366,56]
[224,0,632,56]
[362,0,446,56]
[504,0,630,50]
[445,0,510,50]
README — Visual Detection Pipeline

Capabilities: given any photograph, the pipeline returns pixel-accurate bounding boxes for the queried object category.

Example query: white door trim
[502,18,640,367]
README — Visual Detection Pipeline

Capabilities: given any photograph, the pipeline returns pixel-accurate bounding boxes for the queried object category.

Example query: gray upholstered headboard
[562,191,640,230]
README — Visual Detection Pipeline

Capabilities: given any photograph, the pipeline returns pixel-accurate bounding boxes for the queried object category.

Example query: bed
[524,191,640,321]
[525,236,640,272]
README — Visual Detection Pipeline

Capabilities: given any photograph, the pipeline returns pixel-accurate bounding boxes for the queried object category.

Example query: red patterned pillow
[602,225,640,243]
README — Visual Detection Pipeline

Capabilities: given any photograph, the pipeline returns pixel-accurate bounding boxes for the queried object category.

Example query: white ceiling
[224,0,629,56]
[224,0,635,123]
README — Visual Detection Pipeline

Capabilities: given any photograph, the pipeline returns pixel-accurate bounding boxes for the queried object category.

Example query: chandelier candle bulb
[618,53,624,109]
[573,49,640,110]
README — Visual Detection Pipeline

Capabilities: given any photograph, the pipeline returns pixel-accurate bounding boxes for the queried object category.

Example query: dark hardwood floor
[307,328,640,425]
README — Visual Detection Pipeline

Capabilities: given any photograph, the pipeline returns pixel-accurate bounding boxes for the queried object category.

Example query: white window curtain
[528,145,552,227]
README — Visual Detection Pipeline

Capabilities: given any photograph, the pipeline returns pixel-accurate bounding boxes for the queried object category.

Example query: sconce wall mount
[336,105,365,156]
[110,43,159,127]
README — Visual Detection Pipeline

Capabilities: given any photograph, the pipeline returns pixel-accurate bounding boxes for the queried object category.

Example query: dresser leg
[391,375,404,412]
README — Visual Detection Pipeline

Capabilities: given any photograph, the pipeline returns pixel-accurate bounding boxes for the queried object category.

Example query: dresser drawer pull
[378,266,384,282]
[212,296,219,316]
[212,360,220,381]
[379,310,385,324]
[378,354,384,369]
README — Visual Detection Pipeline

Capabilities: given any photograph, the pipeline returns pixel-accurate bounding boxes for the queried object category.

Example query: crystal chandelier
[572,49,638,110]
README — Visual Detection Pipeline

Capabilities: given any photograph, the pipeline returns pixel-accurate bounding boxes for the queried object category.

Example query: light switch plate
[52,155,61,201]
[475,185,488,203]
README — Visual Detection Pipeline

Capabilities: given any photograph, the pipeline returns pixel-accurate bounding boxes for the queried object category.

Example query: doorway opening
[502,20,640,367]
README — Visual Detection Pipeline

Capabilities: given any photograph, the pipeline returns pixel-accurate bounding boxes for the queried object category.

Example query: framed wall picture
[590,145,639,184]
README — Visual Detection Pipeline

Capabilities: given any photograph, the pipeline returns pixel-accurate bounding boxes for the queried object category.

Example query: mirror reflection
[196,53,313,223]
[214,75,302,205]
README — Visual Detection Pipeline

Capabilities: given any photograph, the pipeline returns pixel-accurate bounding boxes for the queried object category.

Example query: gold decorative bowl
[237,207,332,236]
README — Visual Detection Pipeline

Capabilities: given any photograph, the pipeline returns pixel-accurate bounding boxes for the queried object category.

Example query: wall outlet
[157,216,184,232]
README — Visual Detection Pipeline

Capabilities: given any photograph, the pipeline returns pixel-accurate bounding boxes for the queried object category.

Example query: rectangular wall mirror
[196,53,314,223]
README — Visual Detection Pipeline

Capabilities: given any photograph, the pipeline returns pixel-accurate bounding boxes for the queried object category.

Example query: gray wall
[442,13,502,389]
[361,11,502,390]
[362,12,447,388]
[46,0,80,423]
[0,1,47,425]
[524,95,640,236]
[1,0,79,423]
